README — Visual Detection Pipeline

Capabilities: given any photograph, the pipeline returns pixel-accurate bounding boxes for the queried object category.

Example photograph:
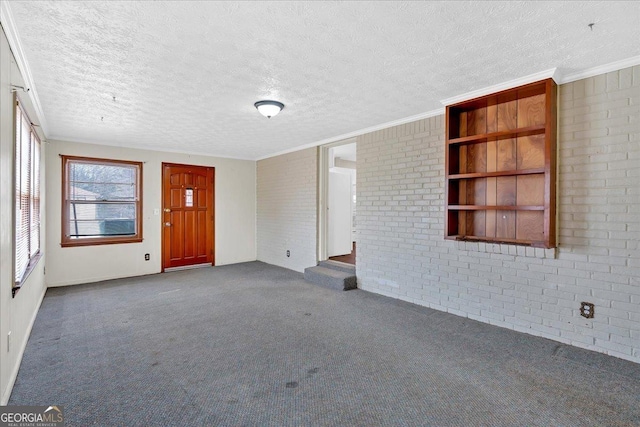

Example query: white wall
[0,27,47,405]
[328,169,353,256]
[356,66,640,363]
[45,140,256,286]
[257,147,317,272]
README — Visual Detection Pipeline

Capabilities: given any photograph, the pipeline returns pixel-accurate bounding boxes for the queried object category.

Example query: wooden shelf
[444,78,557,248]
[448,205,544,211]
[448,168,544,179]
[448,125,545,146]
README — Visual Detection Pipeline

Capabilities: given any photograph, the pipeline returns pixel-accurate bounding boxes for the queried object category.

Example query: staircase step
[303,266,357,291]
[318,260,356,274]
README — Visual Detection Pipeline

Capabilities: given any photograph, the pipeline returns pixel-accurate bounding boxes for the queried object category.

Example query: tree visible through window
[15,98,41,288]
[61,156,142,247]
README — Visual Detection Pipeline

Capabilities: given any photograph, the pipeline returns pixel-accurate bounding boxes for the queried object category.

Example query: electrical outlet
[144,253,150,261]
[286,250,290,258]
[580,302,594,319]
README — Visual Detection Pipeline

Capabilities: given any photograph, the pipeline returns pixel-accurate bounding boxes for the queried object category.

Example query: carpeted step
[318,260,356,274]
[303,266,356,291]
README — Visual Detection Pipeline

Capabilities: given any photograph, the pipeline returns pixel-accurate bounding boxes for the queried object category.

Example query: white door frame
[317,138,356,262]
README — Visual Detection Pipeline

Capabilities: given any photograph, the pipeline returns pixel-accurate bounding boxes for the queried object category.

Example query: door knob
[164,222,171,227]
[163,208,171,212]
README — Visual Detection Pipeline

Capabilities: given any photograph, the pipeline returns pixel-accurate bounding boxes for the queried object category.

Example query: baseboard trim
[47,270,161,287]
[0,286,46,405]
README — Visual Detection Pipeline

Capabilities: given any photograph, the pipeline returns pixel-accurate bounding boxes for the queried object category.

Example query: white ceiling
[4,1,640,160]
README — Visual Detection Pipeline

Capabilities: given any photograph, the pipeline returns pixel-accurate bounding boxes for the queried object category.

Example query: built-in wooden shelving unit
[445,79,557,248]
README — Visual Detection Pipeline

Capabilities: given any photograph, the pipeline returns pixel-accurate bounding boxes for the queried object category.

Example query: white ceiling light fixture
[254,100,284,118]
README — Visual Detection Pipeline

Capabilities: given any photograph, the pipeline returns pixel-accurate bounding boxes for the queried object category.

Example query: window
[61,156,143,247]
[15,98,41,288]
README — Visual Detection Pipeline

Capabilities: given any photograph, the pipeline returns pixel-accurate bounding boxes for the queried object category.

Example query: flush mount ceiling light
[254,100,284,118]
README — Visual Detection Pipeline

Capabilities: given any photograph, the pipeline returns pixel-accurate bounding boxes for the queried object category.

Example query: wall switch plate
[7,331,11,352]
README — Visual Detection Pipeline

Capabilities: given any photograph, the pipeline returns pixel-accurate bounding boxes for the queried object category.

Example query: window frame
[61,155,143,247]
[14,96,42,292]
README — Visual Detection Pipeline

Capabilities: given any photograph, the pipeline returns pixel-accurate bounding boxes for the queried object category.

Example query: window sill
[61,236,143,248]
[13,251,44,298]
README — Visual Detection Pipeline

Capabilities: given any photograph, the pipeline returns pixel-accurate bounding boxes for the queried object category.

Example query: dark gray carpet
[9,261,640,426]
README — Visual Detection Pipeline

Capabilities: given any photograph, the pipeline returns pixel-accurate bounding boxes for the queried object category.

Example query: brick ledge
[452,240,557,259]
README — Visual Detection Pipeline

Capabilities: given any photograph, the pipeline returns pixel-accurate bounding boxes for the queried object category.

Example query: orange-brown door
[162,163,214,271]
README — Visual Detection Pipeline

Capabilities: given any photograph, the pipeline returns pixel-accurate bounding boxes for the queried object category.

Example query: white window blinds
[15,99,41,285]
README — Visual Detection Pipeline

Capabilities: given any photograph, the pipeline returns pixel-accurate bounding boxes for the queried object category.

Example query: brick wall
[356,66,640,362]
[257,148,317,272]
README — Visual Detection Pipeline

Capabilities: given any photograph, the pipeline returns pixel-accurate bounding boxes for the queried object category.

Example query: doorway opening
[162,163,215,271]
[318,140,356,265]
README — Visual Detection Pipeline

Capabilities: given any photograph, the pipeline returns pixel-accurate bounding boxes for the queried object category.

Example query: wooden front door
[162,163,214,271]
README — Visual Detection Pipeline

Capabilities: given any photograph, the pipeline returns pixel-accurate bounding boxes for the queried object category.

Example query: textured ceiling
[5,1,640,160]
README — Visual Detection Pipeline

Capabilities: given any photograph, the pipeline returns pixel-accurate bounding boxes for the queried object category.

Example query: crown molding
[1,1,49,136]
[440,68,559,106]
[440,55,640,107]
[556,55,640,84]
[257,108,443,161]
[47,136,256,161]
